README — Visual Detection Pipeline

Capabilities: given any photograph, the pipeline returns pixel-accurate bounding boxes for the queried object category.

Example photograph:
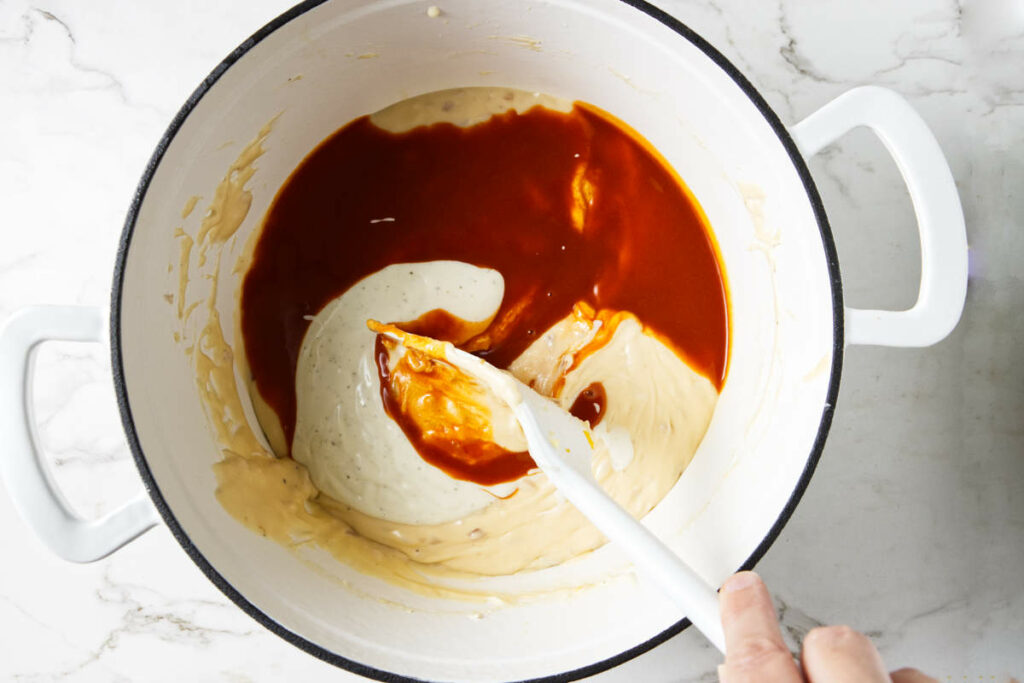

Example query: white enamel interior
[117,0,838,680]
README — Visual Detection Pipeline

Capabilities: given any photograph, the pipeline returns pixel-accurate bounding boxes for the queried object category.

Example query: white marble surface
[1,0,1022,680]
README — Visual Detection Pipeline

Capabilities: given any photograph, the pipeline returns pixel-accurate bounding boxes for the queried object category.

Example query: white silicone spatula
[374,325,726,653]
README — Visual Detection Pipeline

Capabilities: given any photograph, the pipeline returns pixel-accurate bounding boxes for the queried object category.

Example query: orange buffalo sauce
[241,101,729,485]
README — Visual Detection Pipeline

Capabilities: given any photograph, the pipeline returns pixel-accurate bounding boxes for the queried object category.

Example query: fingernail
[721,571,760,593]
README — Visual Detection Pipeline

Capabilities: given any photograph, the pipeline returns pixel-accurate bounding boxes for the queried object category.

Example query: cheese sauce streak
[241,103,728,483]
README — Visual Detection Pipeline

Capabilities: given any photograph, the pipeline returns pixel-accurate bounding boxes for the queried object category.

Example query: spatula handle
[562,470,726,653]
[514,394,726,653]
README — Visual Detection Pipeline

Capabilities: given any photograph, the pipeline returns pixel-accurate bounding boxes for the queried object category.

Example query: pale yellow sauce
[173,89,718,601]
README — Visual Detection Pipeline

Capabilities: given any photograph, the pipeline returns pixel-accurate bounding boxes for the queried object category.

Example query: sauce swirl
[241,101,729,483]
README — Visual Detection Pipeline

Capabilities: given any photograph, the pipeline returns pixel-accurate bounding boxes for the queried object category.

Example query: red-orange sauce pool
[241,101,728,485]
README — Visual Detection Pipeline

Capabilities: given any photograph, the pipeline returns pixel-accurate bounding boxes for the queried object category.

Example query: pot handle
[789,86,968,347]
[0,305,159,562]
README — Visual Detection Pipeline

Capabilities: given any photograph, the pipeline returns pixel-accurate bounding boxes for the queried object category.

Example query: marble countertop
[1,0,1021,680]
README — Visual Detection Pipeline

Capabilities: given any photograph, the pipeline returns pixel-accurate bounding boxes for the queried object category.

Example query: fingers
[718,572,803,683]
[890,668,939,683]
[718,571,921,683]
[800,625,889,683]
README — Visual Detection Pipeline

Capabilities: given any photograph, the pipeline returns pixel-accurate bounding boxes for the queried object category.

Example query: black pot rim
[109,1,844,681]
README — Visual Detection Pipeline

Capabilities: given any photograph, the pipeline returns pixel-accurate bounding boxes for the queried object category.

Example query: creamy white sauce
[595,424,635,472]
[558,317,716,495]
[199,89,723,598]
[291,261,514,525]
[296,308,718,577]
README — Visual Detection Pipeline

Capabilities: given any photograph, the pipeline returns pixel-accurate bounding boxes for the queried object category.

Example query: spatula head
[368,320,598,484]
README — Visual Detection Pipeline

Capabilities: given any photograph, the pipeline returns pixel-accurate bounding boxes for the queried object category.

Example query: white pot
[0,1,967,681]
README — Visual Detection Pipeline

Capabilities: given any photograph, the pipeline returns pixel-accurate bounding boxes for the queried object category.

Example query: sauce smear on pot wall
[241,102,729,482]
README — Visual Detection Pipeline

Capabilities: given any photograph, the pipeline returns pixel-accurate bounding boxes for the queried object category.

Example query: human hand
[718,571,935,682]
